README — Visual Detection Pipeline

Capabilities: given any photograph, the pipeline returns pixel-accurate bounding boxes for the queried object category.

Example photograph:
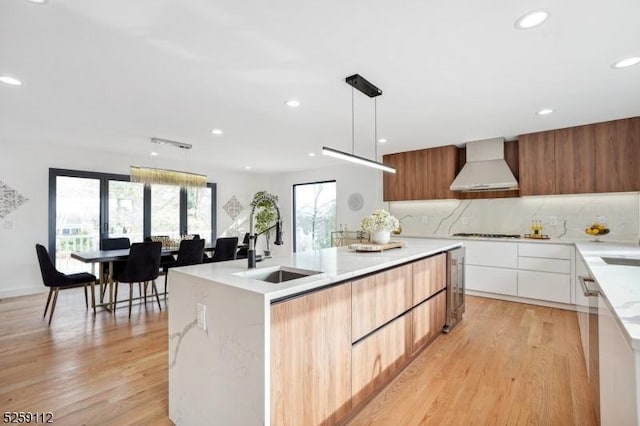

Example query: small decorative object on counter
[530,219,543,236]
[585,221,610,242]
[360,209,399,244]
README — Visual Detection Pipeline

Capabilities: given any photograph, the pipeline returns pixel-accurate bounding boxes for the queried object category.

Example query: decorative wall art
[0,180,28,219]
[223,195,243,220]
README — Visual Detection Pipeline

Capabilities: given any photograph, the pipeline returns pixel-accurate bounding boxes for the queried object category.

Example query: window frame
[48,168,216,259]
[292,179,337,253]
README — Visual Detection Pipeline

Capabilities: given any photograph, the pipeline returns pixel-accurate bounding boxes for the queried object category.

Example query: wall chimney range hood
[449,138,518,192]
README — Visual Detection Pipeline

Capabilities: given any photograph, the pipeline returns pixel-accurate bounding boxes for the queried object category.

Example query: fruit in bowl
[585,223,610,236]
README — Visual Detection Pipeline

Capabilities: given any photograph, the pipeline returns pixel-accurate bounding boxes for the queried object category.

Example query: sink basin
[234,266,323,283]
[601,257,640,267]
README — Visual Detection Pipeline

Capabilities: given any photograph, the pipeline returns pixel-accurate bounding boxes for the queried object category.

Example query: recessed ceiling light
[26,0,47,3]
[612,57,640,69]
[245,165,251,170]
[0,75,23,86]
[308,152,316,157]
[285,99,301,108]
[150,151,158,156]
[537,108,554,116]
[210,128,223,135]
[515,10,549,29]
[377,138,387,144]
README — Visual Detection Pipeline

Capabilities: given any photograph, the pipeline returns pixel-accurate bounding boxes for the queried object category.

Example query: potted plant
[360,209,399,244]
[251,191,279,257]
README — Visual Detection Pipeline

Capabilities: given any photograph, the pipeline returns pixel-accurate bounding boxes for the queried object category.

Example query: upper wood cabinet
[519,117,639,195]
[594,117,640,192]
[518,131,557,196]
[383,145,458,201]
[554,125,596,194]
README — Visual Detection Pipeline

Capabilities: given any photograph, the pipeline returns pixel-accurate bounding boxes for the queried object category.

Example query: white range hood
[449,138,518,192]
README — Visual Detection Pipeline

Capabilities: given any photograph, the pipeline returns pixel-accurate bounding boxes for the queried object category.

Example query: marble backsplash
[388,192,640,242]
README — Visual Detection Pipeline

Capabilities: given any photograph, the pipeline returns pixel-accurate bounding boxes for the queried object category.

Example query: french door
[49,168,216,273]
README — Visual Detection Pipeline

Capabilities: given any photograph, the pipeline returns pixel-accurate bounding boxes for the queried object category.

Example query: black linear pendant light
[322,74,396,174]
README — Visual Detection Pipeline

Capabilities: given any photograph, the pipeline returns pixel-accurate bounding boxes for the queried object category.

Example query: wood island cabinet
[351,313,411,407]
[351,264,413,342]
[383,145,458,201]
[270,283,352,426]
[271,252,451,425]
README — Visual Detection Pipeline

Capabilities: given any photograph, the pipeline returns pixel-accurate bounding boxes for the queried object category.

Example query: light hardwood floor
[0,290,596,425]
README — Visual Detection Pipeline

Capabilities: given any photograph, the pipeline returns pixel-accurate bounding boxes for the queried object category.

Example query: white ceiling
[1,0,639,173]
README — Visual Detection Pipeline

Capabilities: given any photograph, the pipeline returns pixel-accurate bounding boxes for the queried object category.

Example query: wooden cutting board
[349,241,405,252]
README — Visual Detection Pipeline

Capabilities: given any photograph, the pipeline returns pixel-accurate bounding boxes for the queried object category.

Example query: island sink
[234,265,323,283]
[601,257,640,267]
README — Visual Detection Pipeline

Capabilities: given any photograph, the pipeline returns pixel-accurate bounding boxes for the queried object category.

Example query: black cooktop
[452,233,521,239]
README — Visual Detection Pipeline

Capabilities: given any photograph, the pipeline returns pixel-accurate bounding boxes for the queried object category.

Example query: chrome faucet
[248,195,283,268]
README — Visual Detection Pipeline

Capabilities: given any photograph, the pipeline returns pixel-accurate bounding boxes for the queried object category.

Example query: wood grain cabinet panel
[554,125,596,194]
[594,117,640,192]
[412,253,446,306]
[411,291,446,355]
[518,131,557,196]
[351,313,411,407]
[352,265,413,342]
[383,145,458,201]
[271,283,352,426]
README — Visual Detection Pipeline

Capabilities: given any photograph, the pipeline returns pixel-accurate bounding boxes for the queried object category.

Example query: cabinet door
[425,145,459,200]
[383,150,426,201]
[352,264,413,342]
[412,254,446,306]
[271,284,352,426]
[518,131,557,195]
[466,265,518,296]
[517,270,570,304]
[594,117,640,192]
[352,313,411,407]
[554,125,596,194]
[411,291,446,355]
[465,240,518,269]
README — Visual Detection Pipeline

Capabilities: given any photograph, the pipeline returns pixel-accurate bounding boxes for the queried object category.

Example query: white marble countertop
[172,238,462,301]
[575,241,640,349]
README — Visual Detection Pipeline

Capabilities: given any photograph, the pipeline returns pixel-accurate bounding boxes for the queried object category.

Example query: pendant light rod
[323,73,395,174]
[322,147,396,173]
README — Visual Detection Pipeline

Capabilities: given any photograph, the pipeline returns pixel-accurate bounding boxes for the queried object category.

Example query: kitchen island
[168,238,461,426]
[575,242,640,425]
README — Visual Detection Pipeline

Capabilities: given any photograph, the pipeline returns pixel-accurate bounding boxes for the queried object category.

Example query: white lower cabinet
[518,270,571,304]
[464,240,574,305]
[466,265,517,296]
[598,295,638,426]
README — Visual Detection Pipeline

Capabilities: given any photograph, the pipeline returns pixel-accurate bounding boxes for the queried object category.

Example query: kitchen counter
[575,241,640,349]
[170,237,462,301]
[168,238,461,425]
[402,234,637,245]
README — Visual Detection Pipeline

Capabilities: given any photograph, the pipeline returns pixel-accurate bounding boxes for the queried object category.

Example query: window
[292,181,337,252]
[49,169,216,272]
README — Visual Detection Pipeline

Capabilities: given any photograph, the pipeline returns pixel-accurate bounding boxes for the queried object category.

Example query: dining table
[71,245,217,311]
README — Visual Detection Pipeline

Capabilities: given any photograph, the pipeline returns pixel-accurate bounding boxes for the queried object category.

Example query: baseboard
[466,290,578,312]
[0,286,46,299]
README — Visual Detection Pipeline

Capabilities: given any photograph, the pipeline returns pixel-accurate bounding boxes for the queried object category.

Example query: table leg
[108,260,115,311]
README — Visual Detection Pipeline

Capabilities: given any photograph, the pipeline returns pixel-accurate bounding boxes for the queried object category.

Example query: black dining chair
[101,237,131,299]
[204,237,239,263]
[113,241,162,318]
[35,244,97,325]
[163,238,205,296]
[235,233,253,259]
[145,236,176,268]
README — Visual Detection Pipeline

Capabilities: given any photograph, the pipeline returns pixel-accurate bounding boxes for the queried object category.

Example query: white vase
[371,230,391,244]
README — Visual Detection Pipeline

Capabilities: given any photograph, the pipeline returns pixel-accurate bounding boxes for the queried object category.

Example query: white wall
[0,139,262,298]
[262,164,385,254]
